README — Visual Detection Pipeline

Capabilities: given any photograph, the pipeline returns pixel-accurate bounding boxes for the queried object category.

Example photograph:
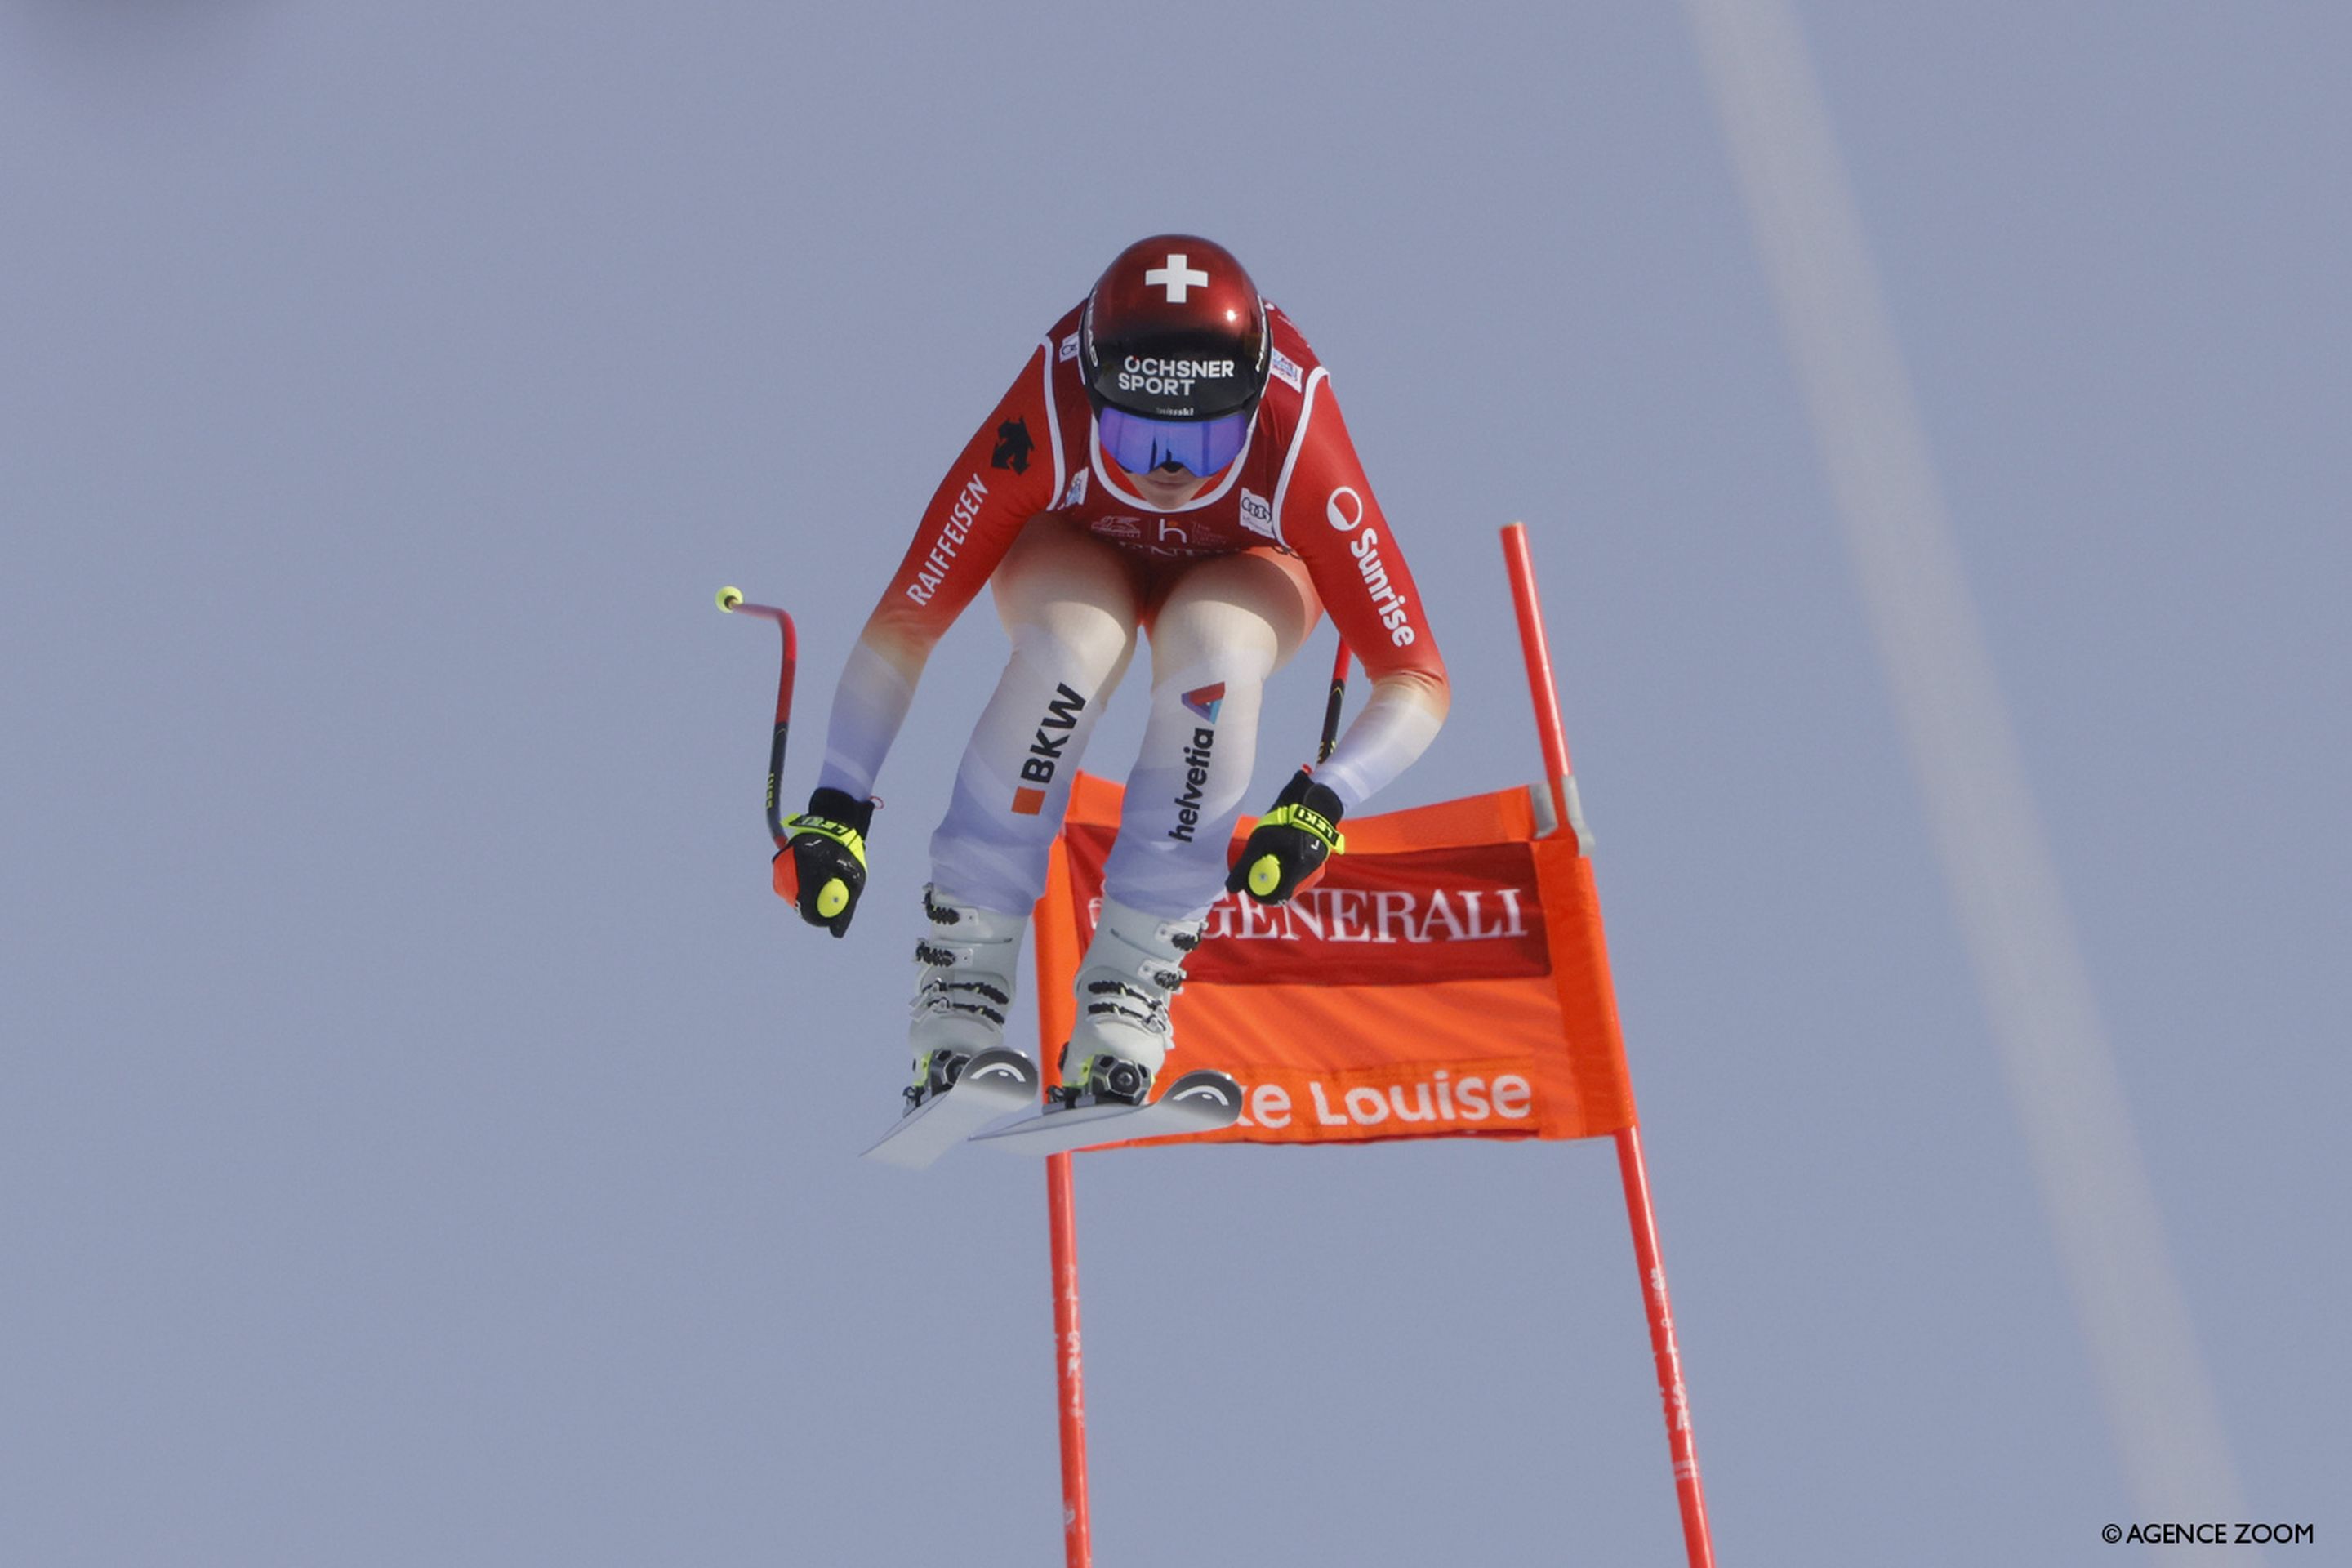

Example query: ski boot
[905,886,1029,1113]
[1054,896,1204,1110]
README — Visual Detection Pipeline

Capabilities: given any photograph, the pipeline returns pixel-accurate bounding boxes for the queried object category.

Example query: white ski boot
[1058,896,1205,1108]
[906,886,1029,1111]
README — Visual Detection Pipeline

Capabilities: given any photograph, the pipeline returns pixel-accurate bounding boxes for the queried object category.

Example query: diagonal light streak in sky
[1680,0,2247,1531]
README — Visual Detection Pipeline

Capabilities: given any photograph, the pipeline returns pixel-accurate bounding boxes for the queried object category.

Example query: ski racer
[782,234,1450,1113]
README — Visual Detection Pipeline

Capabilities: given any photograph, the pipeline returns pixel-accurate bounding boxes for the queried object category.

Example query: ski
[968,1068,1244,1157]
[861,1048,1040,1169]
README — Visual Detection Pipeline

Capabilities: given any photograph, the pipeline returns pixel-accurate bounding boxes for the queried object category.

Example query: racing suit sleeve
[815,344,1060,797]
[1273,372,1450,810]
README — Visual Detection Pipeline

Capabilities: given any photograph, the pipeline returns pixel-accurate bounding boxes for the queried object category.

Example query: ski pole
[715,586,800,872]
[1316,639,1351,764]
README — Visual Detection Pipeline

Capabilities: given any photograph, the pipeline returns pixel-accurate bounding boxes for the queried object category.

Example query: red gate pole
[1615,1125,1712,1566]
[1047,1155,1092,1566]
[1035,844,1093,1566]
[1501,523,1717,1568]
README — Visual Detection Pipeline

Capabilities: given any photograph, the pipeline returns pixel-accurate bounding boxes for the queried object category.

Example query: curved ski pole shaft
[1316,640,1351,765]
[715,586,800,851]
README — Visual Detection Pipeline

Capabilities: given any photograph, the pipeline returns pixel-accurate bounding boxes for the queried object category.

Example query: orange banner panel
[1041,774,1637,1147]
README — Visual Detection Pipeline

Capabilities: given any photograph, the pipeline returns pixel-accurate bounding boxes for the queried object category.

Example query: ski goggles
[1096,403,1251,479]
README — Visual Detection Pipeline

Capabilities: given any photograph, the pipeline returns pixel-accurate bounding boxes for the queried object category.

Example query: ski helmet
[1081,234,1270,476]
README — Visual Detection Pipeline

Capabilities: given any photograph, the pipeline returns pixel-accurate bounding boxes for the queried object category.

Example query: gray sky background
[5,3,2345,1564]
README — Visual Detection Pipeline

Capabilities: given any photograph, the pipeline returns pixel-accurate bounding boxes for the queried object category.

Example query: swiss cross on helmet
[1082,234,1270,476]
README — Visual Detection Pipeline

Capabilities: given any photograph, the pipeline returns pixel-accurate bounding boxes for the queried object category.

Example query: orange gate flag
[1036,773,1638,1147]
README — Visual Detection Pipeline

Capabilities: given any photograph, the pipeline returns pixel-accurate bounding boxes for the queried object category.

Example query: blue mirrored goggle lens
[1097,405,1250,478]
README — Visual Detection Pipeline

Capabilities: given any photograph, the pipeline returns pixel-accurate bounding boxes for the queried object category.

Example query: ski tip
[962,1047,1040,1089]
[716,585,743,611]
[1164,1068,1243,1106]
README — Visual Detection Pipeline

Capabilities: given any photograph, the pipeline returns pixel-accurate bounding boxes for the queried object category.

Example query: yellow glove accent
[1258,803,1345,853]
[1248,854,1283,898]
[817,878,851,919]
[782,814,867,866]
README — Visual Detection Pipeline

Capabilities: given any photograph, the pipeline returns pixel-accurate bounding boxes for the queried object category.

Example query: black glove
[778,786,873,938]
[1225,769,1346,905]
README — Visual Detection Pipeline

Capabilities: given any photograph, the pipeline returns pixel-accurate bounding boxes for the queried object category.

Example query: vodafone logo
[1325,485,1364,532]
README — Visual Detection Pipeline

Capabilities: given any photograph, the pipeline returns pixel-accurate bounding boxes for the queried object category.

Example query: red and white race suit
[817,301,1450,920]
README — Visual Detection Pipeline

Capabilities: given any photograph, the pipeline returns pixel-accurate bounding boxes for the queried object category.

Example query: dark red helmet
[1081,234,1270,423]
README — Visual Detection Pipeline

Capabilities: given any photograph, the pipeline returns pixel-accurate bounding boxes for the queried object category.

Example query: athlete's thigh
[991,514,1149,652]
[1146,547,1321,679]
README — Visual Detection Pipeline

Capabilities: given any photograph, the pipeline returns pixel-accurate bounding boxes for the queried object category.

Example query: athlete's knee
[1148,607,1280,690]
[1146,648,1272,733]
[1009,617,1135,697]
[1138,667,1263,828]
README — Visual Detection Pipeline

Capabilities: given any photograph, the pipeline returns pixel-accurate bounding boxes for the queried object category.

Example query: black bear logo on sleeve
[991,416,1034,474]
